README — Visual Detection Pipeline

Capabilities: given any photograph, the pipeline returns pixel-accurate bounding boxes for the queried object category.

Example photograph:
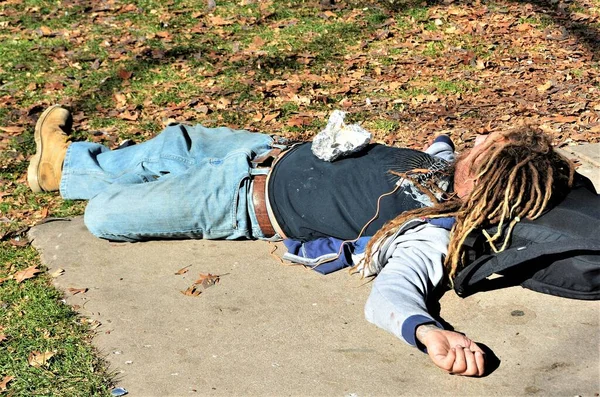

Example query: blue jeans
[60,124,277,242]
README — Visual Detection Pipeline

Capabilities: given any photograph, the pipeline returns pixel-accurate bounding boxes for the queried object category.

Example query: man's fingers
[454,347,486,377]
[451,345,467,374]
[460,348,479,376]
[467,341,486,376]
[475,351,485,376]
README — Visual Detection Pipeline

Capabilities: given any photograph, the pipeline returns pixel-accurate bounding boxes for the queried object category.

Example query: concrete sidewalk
[29,143,599,396]
[30,218,599,396]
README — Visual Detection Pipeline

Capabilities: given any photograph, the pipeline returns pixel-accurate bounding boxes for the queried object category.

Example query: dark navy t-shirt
[268,143,451,242]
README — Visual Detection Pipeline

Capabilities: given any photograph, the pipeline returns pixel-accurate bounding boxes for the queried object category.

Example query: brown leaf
[181,285,202,296]
[114,93,127,105]
[216,97,231,110]
[0,126,25,134]
[28,351,55,367]
[0,376,14,392]
[118,111,139,121]
[9,238,29,247]
[0,334,7,343]
[40,207,49,218]
[537,80,553,92]
[155,31,171,39]
[195,104,210,114]
[194,273,220,288]
[118,69,133,80]
[175,265,191,275]
[516,23,533,32]
[551,115,578,123]
[571,12,591,21]
[248,36,265,50]
[50,268,65,278]
[286,116,310,128]
[67,287,88,295]
[339,98,353,108]
[210,16,234,26]
[38,26,54,36]
[265,79,286,89]
[13,266,41,284]
[263,112,280,123]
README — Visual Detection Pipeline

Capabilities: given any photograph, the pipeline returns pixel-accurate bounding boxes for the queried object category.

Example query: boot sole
[27,105,62,193]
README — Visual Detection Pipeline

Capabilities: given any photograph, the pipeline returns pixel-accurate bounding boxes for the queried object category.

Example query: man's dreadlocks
[360,126,575,280]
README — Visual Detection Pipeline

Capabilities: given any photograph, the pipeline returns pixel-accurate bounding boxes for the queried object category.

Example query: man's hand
[416,324,486,376]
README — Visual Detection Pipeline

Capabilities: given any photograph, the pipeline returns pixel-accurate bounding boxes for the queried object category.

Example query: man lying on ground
[27,105,573,376]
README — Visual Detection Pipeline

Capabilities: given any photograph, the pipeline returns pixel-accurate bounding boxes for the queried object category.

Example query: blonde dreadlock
[360,126,574,280]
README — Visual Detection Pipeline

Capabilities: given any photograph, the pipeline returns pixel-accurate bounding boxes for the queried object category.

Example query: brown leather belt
[252,174,277,238]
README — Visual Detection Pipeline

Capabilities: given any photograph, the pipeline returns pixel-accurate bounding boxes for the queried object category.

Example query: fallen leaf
[118,111,139,121]
[263,112,280,123]
[339,98,353,108]
[537,80,553,92]
[265,79,286,88]
[0,334,7,343]
[40,207,49,218]
[38,26,54,36]
[216,97,231,110]
[195,104,210,114]
[445,26,457,34]
[551,115,578,123]
[181,286,202,296]
[194,273,220,288]
[9,238,29,247]
[175,265,191,275]
[50,268,65,278]
[28,351,55,367]
[286,116,309,127]
[0,126,25,134]
[114,93,127,105]
[13,266,41,284]
[388,81,403,90]
[210,15,234,26]
[67,287,88,295]
[571,12,591,21]
[0,376,14,392]
[118,69,133,80]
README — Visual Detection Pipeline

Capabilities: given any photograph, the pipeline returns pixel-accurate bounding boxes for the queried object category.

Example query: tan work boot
[27,105,72,193]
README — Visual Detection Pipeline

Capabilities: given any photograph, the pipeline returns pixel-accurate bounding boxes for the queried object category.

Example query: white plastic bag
[311,110,372,162]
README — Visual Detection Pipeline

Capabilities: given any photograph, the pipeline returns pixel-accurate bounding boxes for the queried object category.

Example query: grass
[0,244,111,395]
[0,0,598,394]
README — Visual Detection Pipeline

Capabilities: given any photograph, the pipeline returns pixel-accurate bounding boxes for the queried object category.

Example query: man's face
[454,132,501,198]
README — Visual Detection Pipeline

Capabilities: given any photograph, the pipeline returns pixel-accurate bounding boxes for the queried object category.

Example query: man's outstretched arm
[363,221,485,376]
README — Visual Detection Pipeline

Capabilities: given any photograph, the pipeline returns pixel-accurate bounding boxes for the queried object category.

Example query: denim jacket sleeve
[363,221,450,349]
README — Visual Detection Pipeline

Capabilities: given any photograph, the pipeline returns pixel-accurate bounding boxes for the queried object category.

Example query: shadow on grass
[355,0,599,60]
[68,45,207,115]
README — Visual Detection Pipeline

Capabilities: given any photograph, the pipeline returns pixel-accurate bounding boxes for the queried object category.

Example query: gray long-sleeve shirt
[363,220,450,348]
